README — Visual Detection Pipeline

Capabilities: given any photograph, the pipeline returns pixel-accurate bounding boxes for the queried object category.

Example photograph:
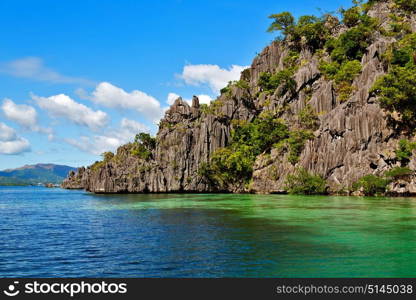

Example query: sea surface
[1,186,416,277]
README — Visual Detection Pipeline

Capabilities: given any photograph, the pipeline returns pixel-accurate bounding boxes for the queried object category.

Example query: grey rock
[63,2,416,196]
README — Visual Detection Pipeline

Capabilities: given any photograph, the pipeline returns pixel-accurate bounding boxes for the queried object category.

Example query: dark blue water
[1,186,416,277]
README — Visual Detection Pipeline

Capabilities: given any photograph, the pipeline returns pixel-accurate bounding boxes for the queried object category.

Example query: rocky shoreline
[63,0,416,196]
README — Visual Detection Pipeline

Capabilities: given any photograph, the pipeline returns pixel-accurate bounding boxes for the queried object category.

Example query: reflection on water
[1,186,416,277]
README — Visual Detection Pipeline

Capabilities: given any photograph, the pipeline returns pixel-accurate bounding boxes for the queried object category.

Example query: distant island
[0,164,76,186]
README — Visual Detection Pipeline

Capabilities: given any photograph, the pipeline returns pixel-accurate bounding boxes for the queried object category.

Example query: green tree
[231,114,289,156]
[101,151,114,162]
[135,133,156,149]
[319,60,339,78]
[371,33,416,127]
[298,105,319,129]
[392,48,413,66]
[371,66,416,124]
[286,130,314,164]
[334,60,362,83]
[206,147,254,188]
[258,72,275,92]
[341,5,363,27]
[285,168,327,195]
[200,114,290,187]
[293,15,329,51]
[395,139,416,164]
[131,132,156,160]
[258,69,297,95]
[268,11,330,52]
[320,59,362,101]
[394,0,416,13]
[384,167,414,179]
[325,8,377,64]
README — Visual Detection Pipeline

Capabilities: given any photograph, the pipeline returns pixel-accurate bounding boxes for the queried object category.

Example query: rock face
[63,1,416,195]
[250,35,395,193]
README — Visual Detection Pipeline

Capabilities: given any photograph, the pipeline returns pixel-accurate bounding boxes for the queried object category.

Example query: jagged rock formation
[63,0,416,195]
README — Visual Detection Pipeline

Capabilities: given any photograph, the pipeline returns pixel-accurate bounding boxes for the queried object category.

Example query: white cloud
[119,118,149,137]
[32,93,108,131]
[83,82,163,122]
[167,93,213,106]
[65,136,122,156]
[179,64,249,94]
[0,57,93,85]
[197,94,213,105]
[0,122,30,155]
[1,98,53,136]
[65,118,149,155]
[0,139,30,155]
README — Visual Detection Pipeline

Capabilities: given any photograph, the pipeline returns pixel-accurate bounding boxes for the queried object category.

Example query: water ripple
[1,186,416,277]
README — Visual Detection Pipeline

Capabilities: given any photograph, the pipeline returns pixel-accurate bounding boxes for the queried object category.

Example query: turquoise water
[1,186,416,277]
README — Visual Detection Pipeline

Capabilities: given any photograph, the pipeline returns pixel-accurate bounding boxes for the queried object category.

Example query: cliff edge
[63,0,416,195]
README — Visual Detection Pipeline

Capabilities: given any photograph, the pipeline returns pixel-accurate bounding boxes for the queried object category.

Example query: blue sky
[0,0,352,169]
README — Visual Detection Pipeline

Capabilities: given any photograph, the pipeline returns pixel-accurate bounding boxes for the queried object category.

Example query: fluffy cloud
[0,122,30,155]
[32,93,108,131]
[119,118,149,137]
[0,57,93,85]
[1,98,53,136]
[65,136,122,156]
[167,93,213,106]
[0,139,30,155]
[197,94,213,105]
[0,122,17,141]
[179,64,249,94]
[82,82,163,122]
[65,118,149,155]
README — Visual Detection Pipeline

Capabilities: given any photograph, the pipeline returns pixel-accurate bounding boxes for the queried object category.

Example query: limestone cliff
[63,0,416,195]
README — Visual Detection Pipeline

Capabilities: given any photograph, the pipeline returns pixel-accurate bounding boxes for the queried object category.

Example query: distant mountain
[0,164,76,185]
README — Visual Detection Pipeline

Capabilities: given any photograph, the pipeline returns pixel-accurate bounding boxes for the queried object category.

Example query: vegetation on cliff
[352,167,415,195]
[130,133,156,160]
[371,33,416,127]
[267,11,329,51]
[395,139,416,165]
[63,0,416,196]
[199,113,290,189]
